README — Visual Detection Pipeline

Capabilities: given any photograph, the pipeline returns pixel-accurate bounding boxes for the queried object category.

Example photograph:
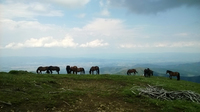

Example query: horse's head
[166,70,171,74]
[66,66,71,74]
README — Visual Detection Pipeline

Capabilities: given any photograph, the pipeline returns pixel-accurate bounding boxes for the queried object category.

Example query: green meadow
[0,70,200,112]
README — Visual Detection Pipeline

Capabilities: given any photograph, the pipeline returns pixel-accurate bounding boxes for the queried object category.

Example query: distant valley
[0,56,200,83]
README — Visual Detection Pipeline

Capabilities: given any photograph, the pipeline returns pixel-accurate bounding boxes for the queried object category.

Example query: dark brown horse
[89,66,99,74]
[144,68,153,77]
[48,66,60,74]
[77,67,85,74]
[127,69,138,75]
[166,70,180,80]
[36,66,49,74]
[66,66,78,74]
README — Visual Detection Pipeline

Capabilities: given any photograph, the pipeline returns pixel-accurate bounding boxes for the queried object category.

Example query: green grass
[0,71,200,112]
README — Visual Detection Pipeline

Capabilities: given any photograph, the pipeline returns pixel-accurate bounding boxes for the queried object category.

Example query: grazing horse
[127,69,138,75]
[166,70,180,81]
[89,66,99,74]
[66,65,71,74]
[36,66,49,74]
[144,68,153,77]
[77,67,85,74]
[48,66,60,74]
[66,66,78,74]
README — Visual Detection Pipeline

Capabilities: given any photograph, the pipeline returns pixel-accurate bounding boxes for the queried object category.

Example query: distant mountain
[100,62,200,83]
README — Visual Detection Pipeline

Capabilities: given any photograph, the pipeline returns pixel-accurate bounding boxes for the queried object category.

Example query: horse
[48,66,60,74]
[127,69,138,75]
[36,66,49,74]
[66,66,78,74]
[166,70,180,81]
[77,67,85,74]
[66,65,71,74]
[144,68,153,77]
[89,66,99,74]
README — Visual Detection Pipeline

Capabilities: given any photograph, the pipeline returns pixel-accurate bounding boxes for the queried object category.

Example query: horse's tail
[177,73,180,80]
[97,67,100,74]
[127,71,129,75]
[83,68,85,74]
[89,69,91,74]
[36,67,39,74]
[36,67,40,74]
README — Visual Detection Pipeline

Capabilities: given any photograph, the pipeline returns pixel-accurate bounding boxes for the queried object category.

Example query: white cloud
[77,13,86,18]
[3,35,79,49]
[99,0,104,7]
[0,2,63,19]
[83,18,124,31]
[120,41,200,48]
[174,33,189,37]
[100,9,110,16]
[80,39,109,48]
[49,0,90,8]
[1,19,54,31]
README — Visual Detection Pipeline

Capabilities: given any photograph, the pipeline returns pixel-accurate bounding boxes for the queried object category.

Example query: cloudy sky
[0,0,200,58]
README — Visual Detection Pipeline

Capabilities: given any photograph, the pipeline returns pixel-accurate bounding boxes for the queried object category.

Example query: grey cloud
[109,0,200,14]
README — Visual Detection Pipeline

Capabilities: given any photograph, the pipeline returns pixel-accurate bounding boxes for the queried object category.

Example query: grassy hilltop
[0,71,200,112]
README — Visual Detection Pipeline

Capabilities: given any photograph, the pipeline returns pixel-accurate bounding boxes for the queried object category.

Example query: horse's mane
[167,70,173,73]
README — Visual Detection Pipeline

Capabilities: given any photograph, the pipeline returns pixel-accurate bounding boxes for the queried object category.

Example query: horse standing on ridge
[127,69,138,75]
[48,66,60,74]
[144,68,153,77]
[66,65,78,74]
[77,67,85,74]
[36,66,49,74]
[89,66,100,74]
[166,70,180,81]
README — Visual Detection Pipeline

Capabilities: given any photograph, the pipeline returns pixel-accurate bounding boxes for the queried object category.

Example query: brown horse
[127,69,138,75]
[144,68,153,77]
[66,65,78,74]
[48,66,60,74]
[36,66,49,74]
[89,66,99,74]
[166,70,180,80]
[77,67,85,74]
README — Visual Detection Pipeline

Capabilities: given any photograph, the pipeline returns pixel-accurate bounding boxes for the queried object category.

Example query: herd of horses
[36,66,180,81]
[36,65,99,75]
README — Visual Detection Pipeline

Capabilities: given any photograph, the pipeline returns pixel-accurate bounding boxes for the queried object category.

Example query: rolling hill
[0,71,200,112]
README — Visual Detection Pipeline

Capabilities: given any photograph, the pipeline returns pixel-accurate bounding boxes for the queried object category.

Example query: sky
[0,0,200,58]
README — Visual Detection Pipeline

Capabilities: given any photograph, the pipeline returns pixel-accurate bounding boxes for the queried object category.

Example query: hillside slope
[0,71,200,112]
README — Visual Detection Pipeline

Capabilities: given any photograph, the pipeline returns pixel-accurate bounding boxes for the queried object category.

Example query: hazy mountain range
[0,53,200,83]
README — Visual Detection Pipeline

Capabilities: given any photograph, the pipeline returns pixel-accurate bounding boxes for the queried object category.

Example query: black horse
[144,68,153,77]
[89,66,100,74]
[166,70,180,81]
[66,65,71,74]
[48,66,60,74]
[36,66,50,74]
